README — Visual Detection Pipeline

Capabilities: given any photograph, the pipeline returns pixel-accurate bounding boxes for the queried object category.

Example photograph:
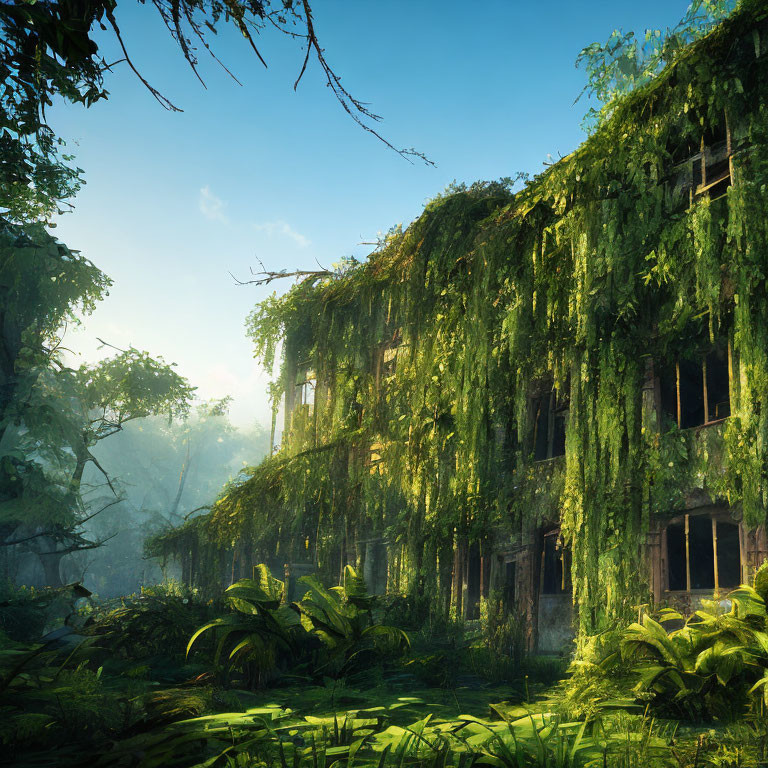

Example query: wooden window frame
[296,369,316,413]
[662,509,744,595]
[688,118,734,204]
[671,342,732,429]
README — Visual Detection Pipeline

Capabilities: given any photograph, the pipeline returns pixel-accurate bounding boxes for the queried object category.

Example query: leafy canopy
[577,0,737,129]
[0,0,425,223]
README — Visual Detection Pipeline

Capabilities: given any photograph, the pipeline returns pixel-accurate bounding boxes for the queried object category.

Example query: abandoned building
[152,0,768,652]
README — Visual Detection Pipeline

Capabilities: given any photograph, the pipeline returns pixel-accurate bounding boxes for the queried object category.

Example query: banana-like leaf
[361,624,410,652]
[343,565,374,610]
[226,575,283,611]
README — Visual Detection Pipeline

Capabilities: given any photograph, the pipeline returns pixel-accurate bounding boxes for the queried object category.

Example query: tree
[75,399,270,595]
[0,220,110,580]
[2,346,195,587]
[0,0,427,223]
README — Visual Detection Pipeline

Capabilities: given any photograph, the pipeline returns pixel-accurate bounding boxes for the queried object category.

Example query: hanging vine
[150,1,768,639]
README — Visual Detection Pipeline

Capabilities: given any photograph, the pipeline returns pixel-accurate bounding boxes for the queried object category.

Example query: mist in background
[13,404,269,596]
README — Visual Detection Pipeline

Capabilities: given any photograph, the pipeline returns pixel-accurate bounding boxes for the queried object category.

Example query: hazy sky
[50,0,693,429]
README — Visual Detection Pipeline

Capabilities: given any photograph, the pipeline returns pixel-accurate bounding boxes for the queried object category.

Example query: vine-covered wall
[151,0,768,641]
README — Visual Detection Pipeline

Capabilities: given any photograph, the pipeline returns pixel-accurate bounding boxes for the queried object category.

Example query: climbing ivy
[151,0,768,640]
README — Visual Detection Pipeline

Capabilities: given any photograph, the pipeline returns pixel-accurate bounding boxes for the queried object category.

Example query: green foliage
[77,348,196,428]
[752,560,768,605]
[189,565,409,688]
[88,586,213,665]
[596,586,768,721]
[294,565,410,678]
[0,220,110,526]
[155,0,768,647]
[0,630,127,758]
[187,567,301,688]
[97,697,688,768]
[480,594,526,669]
[577,0,737,129]
[0,581,90,641]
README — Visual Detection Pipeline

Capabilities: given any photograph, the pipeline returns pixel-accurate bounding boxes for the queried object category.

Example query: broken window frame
[368,441,385,474]
[531,384,569,462]
[670,116,734,205]
[663,510,743,594]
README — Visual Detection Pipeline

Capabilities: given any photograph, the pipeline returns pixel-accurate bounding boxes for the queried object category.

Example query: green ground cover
[3,569,768,767]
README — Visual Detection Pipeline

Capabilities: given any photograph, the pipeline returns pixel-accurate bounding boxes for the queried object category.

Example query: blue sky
[50,0,695,429]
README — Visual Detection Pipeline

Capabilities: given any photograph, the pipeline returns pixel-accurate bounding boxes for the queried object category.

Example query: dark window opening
[667,523,687,591]
[717,521,741,588]
[533,386,568,461]
[466,543,481,619]
[533,396,550,461]
[706,349,731,420]
[660,344,730,429]
[689,514,715,589]
[666,513,741,591]
[679,358,705,429]
[541,533,571,595]
[504,560,516,607]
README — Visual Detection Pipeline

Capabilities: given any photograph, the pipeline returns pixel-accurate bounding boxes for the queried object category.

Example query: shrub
[188,564,409,688]
[86,586,213,664]
[607,586,768,721]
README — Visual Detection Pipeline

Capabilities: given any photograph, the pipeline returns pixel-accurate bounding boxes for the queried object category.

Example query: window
[532,386,568,461]
[666,512,741,592]
[660,344,730,429]
[540,531,571,595]
[692,126,732,202]
[296,370,316,411]
[504,560,516,607]
[671,119,733,204]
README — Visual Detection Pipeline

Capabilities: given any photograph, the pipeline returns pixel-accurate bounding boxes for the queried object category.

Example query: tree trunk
[38,548,64,588]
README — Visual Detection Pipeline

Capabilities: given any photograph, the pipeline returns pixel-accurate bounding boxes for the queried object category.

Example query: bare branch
[230,268,333,287]
[183,505,211,520]
[35,533,119,557]
[88,453,118,497]
[293,0,433,166]
[76,497,124,527]
[1,529,51,548]
[95,337,130,354]
[105,8,183,113]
